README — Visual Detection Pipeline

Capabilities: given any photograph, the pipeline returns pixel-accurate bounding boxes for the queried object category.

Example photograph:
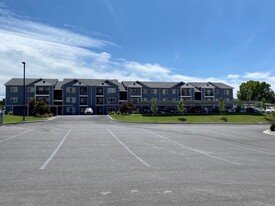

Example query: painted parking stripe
[0,129,33,144]
[107,128,151,168]
[39,129,72,170]
[177,129,275,156]
[143,129,241,166]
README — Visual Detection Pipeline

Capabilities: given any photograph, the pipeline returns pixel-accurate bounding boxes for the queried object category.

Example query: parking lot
[1,116,275,205]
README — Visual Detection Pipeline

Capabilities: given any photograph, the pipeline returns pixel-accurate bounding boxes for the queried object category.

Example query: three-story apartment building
[5,78,233,115]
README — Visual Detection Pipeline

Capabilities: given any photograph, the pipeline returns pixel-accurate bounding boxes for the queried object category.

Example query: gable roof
[189,82,233,89]
[139,81,182,88]
[62,79,120,87]
[122,81,183,88]
[211,82,234,89]
[4,78,58,86]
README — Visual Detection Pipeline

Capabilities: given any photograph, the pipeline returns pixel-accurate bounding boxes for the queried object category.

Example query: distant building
[5,78,233,115]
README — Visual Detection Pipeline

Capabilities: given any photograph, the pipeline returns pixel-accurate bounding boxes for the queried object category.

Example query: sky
[1,0,275,99]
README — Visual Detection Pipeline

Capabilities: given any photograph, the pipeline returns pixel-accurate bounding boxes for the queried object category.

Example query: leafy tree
[259,98,267,111]
[237,80,275,102]
[120,102,135,114]
[0,98,5,110]
[28,99,50,116]
[218,98,226,115]
[177,100,185,116]
[150,99,158,116]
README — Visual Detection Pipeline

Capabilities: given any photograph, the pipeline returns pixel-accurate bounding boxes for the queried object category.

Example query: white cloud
[243,72,271,79]
[226,74,240,79]
[1,6,274,100]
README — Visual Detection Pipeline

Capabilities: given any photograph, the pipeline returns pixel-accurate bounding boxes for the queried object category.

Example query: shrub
[178,117,186,122]
[116,111,121,115]
[7,111,13,115]
[270,123,275,131]
[220,117,228,122]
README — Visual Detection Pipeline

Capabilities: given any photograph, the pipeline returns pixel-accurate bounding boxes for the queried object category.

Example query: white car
[265,107,275,114]
[84,108,93,114]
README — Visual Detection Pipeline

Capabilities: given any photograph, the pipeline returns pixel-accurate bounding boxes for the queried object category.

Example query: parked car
[84,107,93,114]
[265,107,275,113]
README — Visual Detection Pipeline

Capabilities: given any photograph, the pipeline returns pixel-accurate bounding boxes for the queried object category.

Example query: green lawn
[110,114,269,123]
[3,115,48,123]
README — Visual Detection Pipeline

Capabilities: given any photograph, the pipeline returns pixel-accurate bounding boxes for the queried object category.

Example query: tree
[177,100,185,116]
[28,99,50,116]
[120,102,135,114]
[150,99,158,116]
[218,98,226,115]
[0,98,5,110]
[237,80,275,103]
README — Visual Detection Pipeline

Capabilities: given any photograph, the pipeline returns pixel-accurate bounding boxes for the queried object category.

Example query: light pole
[22,62,26,121]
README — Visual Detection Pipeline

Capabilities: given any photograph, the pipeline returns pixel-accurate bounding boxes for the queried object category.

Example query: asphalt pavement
[0,115,275,206]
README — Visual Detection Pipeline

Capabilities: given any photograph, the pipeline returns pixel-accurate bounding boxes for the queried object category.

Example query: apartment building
[5,78,233,115]
[122,81,233,112]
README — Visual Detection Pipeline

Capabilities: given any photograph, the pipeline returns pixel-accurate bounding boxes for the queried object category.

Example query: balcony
[80,87,88,95]
[205,93,214,97]
[96,88,104,96]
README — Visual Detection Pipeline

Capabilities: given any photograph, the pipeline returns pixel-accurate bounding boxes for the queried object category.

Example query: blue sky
[1,0,275,98]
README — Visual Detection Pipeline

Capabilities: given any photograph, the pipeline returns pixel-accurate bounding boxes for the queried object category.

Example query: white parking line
[177,129,275,156]
[143,129,241,166]
[39,129,72,170]
[107,128,151,168]
[0,129,33,144]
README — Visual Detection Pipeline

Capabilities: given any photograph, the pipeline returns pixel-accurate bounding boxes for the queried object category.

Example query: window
[224,90,230,95]
[80,87,88,95]
[107,97,116,104]
[162,89,168,95]
[172,89,178,95]
[66,107,76,113]
[215,89,219,94]
[205,89,214,96]
[130,97,140,104]
[10,97,17,103]
[28,87,34,93]
[143,98,148,101]
[96,87,103,95]
[151,89,157,95]
[107,88,116,94]
[130,88,141,95]
[10,87,18,93]
[28,97,34,103]
[37,97,49,103]
[108,107,116,112]
[96,97,103,104]
[80,97,87,105]
[66,87,76,94]
[162,98,169,101]
[172,98,178,101]
[142,89,147,94]
[66,97,76,103]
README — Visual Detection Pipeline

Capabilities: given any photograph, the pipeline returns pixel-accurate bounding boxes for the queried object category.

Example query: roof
[139,81,182,88]
[210,82,234,89]
[4,78,58,86]
[55,81,63,90]
[122,81,183,88]
[189,82,233,89]
[62,79,120,87]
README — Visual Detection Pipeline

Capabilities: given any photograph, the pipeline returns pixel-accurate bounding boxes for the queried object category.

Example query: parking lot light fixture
[22,62,26,121]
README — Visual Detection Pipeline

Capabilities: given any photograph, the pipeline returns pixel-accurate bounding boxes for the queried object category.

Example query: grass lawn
[3,115,48,123]
[110,114,269,123]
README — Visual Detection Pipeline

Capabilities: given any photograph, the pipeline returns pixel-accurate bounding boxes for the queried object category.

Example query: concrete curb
[263,129,275,136]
